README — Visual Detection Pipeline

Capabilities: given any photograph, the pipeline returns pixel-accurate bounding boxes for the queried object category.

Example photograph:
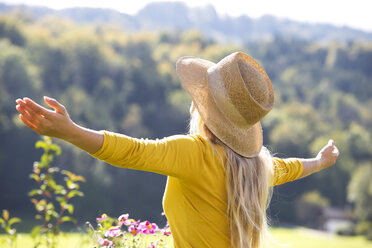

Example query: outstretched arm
[16,96,103,154]
[271,140,339,186]
[299,140,340,178]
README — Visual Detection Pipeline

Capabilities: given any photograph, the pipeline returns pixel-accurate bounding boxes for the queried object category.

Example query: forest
[0,10,372,239]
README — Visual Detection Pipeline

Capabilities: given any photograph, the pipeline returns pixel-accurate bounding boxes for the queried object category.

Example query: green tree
[348,162,372,239]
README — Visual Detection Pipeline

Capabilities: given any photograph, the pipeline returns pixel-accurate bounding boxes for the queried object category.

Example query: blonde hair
[189,108,274,248]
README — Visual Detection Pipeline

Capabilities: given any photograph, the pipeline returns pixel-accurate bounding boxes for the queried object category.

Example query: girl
[16,52,339,248]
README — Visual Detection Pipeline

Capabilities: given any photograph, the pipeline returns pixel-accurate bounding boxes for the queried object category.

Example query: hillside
[1,2,371,43]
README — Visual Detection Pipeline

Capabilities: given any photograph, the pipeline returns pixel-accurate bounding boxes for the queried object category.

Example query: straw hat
[176,51,274,157]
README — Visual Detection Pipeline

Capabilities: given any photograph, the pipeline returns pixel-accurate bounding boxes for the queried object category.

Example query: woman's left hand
[316,139,340,169]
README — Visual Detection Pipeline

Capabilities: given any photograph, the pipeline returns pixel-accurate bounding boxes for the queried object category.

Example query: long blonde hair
[189,108,274,248]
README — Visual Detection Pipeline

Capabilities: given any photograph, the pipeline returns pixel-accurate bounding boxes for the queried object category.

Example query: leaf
[66,190,84,199]
[46,202,55,211]
[40,184,47,191]
[67,204,74,215]
[50,144,61,156]
[55,185,66,195]
[29,174,40,181]
[62,170,85,182]
[62,170,73,179]
[37,161,48,169]
[45,213,51,222]
[2,210,9,221]
[46,178,57,189]
[41,154,52,165]
[52,211,59,219]
[0,218,5,226]
[36,204,45,212]
[28,189,42,197]
[8,217,21,226]
[35,140,47,150]
[30,225,42,238]
[74,175,86,182]
[66,180,79,190]
[59,216,76,224]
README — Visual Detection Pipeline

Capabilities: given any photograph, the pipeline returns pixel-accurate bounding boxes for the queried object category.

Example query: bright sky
[2,0,372,32]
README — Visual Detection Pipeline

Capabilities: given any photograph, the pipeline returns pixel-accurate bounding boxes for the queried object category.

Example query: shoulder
[162,134,210,150]
[165,134,207,143]
[167,134,225,161]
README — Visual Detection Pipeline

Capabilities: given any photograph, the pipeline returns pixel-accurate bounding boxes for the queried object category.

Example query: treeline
[0,12,371,237]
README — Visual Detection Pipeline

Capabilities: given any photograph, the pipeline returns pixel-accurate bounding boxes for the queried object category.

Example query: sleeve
[89,131,204,179]
[271,157,304,186]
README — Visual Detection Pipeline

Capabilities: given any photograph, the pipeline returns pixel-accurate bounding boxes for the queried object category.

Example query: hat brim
[176,56,263,157]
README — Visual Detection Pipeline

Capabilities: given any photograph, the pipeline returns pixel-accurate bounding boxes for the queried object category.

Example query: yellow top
[91,131,303,248]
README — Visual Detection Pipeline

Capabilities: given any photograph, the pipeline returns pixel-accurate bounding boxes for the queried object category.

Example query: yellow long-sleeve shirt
[90,131,303,248]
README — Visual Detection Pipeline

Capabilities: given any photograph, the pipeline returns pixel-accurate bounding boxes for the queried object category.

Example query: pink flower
[118,214,129,225]
[96,213,107,222]
[123,218,140,226]
[98,237,113,247]
[161,228,171,236]
[128,225,140,236]
[139,221,158,234]
[104,226,121,238]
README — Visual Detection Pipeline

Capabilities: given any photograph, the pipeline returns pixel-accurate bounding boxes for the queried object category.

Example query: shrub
[0,209,21,248]
[28,137,85,248]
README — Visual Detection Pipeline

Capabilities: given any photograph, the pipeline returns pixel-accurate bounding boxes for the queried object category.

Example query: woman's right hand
[16,96,74,140]
[16,96,104,154]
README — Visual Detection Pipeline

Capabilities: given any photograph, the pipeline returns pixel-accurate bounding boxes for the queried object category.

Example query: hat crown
[238,60,271,107]
[207,52,274,129]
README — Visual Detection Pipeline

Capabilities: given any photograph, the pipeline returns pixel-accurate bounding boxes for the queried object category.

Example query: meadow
[1,227,372,248]
[271,227,372,248]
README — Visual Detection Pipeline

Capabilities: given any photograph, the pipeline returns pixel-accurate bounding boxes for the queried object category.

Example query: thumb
[327,139,340,156]
[44,96,66,114]
[332,143,340,156]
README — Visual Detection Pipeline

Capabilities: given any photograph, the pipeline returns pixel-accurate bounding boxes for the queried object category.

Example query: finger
[16,104,35,122]
[17,100,44,124]
[16,105,40,126]
[22,97,53,117]
[333,146,340,156]
[328,139,334,146]
[19,114,39,133]
[44,96,66,115]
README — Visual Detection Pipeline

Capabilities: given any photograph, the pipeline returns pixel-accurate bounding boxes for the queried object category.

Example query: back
[163,135,230,247]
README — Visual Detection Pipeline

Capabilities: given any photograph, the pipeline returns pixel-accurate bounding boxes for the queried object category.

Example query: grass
[271,227,372,248]
[0,233,92,248]
[0,232,173,248]
[1,227,371,248]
